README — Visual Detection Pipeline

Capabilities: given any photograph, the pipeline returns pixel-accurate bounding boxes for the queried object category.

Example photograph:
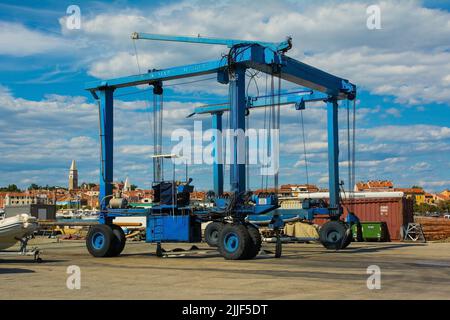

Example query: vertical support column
[229,65,246,194]
[99,88,114,210]
[327,98,341,217]
[212,112,224,196]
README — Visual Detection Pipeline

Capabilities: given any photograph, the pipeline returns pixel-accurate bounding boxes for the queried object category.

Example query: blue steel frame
[191,90,330,196]
[99,88,114,211]
[86,37,356,221]
[229,65,247,194]
[131,32,292,53]
[212,112,224,196]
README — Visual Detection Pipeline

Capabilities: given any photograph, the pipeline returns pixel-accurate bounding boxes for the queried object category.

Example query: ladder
[402,223,426,242]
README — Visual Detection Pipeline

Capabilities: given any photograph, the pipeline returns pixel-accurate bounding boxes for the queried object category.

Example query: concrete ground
[1,238,450,299]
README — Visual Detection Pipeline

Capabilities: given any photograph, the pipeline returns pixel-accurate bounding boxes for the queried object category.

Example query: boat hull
[0,214,38,250]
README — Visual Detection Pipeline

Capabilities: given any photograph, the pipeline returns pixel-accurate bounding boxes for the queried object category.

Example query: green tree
[0,184,21,192]
[414,203,436,215]
[28,183,40,190]
[437,201,450,213]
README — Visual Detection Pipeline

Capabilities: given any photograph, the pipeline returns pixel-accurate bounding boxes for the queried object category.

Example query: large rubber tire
[245,224,262,259]
[275,237,282,258]
[319,221,347,250]
[204,222,223,247]
[109,224,126,257]
[340,226,352,249]
[218,224,251,260]
[86,224,114,257]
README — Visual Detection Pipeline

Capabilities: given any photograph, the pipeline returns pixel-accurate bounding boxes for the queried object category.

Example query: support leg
[98,88,114,211]
[327,98,341,217]
[229,66,246,194]
[212,112,224,196]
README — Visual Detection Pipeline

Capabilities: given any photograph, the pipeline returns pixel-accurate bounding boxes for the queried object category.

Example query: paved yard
[1,239,450,299]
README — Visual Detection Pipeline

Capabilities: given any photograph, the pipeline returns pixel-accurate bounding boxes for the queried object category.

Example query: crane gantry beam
[131,32,293,53]
[86,33,356,215]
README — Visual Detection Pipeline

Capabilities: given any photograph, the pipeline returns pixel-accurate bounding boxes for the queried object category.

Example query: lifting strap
[299,108,310,190]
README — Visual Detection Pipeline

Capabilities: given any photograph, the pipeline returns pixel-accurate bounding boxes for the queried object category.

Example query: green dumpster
[352,222,387,242]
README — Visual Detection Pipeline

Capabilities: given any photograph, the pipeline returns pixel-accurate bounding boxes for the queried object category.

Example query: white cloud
[0,21,74,56]
[0,84,213,188]
[88,51,181,79]
[3,1,450,105]
[360,125,450,142]
[384,107,401,118]
[304,49,450,105]
[54,0,450,106]
[418,180,450,188]
[411,161,431,171]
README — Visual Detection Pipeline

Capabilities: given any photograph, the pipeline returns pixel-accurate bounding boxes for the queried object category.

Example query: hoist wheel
[319,221,349,250]
[204,222,223,247]
[275,237,282,258]
[244,224,262,259]
[218,224,251,260]
[340,225,353,249]
[86,224,114,257]
[108,224,126,257]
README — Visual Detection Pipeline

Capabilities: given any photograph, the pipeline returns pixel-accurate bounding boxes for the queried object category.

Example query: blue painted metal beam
[131,32,292,53]
[245,55,356,99]
[98,88,114,210]
[191,91,329,116]
[326,98,341,217]
[212,112,224,196]
[86,45,355,102]
[85,45,264,92]
[86,59,227,92]
[229,66,247,194]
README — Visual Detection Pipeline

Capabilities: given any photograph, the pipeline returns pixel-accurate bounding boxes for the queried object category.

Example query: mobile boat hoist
[84,33,358,260]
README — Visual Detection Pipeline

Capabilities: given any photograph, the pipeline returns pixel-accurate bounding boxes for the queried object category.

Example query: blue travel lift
[84,33,358,260]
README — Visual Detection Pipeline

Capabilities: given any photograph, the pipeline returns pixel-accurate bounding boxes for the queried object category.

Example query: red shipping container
[313,197,414,241]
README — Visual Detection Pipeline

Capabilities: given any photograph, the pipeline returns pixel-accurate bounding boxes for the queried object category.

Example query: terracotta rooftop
[356,180,394,190]
[394,188,424,194]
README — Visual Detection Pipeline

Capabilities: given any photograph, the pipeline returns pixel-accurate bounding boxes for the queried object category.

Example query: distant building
[394,188,425,205]
[355,180,394,192]
[441,190,450,198]
[424,193,434,204]
[123,177,131,192]
[4,192,37,206]
[123,189,153,204]
[279,184,319,197]
[68,160,78,191]
[252,184,319,198]
[434,190,450,203]
[0,192,6,208]
[191,191,206,201]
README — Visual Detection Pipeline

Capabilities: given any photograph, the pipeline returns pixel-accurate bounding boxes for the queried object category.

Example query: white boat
[0,214,38,250]
[80,210,99,220]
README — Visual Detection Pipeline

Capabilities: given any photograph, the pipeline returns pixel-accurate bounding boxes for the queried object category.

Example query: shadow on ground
[0,268,35,274]
[0,258,65,264]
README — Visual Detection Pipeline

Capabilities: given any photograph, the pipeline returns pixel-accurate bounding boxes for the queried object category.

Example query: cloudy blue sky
[0,0,449,192]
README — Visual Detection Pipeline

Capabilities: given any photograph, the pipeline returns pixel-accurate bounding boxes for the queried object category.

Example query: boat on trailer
[0,213,41,262]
